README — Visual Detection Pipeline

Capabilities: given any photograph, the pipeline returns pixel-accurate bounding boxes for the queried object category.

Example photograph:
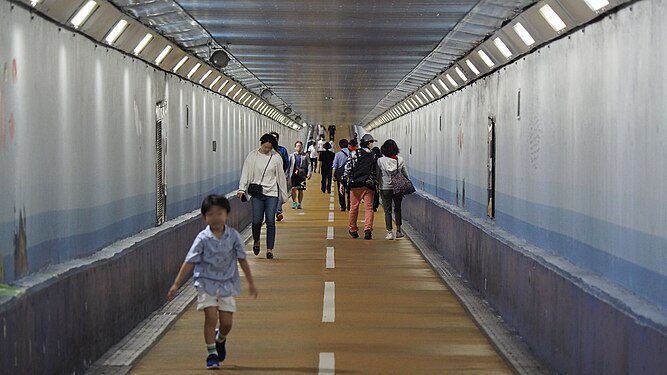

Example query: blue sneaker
[292,202,297,209]
[206,353,220,369]
[215,329,227,362]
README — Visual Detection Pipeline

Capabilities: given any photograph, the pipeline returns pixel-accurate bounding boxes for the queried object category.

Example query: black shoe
[340,207,346,212]
[215,329,227,362]
[252,245,260,256]
[364,230,372,240]
[266,251,274,259]
[206,354,220,369]
[349,231,359,239]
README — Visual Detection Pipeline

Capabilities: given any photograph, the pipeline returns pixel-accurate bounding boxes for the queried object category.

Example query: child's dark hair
[339,138,349,148]
[260,133,278,150]
[381,139,400,157]
[201,194,231,215]
[295,140,303,147]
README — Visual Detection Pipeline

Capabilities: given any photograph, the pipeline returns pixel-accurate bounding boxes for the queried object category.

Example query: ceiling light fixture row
[366,0,616,131]
[24,0,302,131]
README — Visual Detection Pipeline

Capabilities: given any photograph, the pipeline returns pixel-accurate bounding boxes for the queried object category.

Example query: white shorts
[196,290,236,312]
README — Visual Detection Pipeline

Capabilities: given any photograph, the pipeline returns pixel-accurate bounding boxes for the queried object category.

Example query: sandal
[253,245,260,256]
[266,251,274,259]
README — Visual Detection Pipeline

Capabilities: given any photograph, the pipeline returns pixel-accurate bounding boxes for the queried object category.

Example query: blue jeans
[251,194,278,249]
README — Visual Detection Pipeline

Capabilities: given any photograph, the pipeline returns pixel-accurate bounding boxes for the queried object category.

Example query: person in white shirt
[307,141,319,173]
[238,134,289,259]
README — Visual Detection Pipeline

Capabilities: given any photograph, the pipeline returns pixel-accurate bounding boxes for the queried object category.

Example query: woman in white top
[377,139,409,240]
[238,134,289,259]
[307,141,319,173]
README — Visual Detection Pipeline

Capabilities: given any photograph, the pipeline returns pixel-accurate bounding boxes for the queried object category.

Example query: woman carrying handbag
[238,134,289,259]
[377,139,414,240]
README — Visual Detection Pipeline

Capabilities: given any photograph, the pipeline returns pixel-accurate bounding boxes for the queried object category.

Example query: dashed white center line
[322,282,335,323]
[328,212,334,222]
[326,247,335,269]
[329,197,334,203]
[329,203,335,211]
[319,352,335,374]
[327,226,334,239]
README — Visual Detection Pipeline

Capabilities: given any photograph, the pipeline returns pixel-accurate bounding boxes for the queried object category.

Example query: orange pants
[348,187,375,232]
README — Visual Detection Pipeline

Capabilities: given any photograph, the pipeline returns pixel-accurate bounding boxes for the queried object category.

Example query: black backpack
[348,149,378,189]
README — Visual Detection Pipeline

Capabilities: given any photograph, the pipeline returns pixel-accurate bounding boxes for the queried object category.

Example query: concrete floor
[130,132,511,374]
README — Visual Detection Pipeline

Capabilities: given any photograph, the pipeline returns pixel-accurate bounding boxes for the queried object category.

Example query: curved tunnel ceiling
[111,0,536,126]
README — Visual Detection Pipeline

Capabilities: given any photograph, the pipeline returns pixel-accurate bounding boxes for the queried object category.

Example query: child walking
[168,194,258,369]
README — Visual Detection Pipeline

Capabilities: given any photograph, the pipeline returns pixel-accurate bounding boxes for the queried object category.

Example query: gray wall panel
[371,0,667,309]
[0,2,301,282]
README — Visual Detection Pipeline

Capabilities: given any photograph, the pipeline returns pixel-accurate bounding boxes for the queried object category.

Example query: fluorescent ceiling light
[437,79,449,91]
[248,98,256,106]
[133,34,153,55]
[477,50,495,68]
[420,92,429,103]
[172,56,188,73]
[410,98,419,107]
[226,84,237,96]
[218,80,229,92]
[199,70,212,84]
[70,1,97,29]
[233,88,242,100]
[187,63,201,79]
[425,87,435,100]
[583,0,609,11]
[30,0,42,6]
[455,67,468,82]
[209,76,221,89]
[154,46,172,65]
[493,37,512,59]
[243,95,251,105]
[446,74,458,88]
[431,84,442,97]
[105,20,129,45]
[466,60,480,75]
[540,5,567,32]
[415,95,424,105]
[513,23,536,46]
[239,93,248,102]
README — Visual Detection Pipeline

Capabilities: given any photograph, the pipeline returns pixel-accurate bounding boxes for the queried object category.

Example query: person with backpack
[377,139,411,240]
[270,132,290,222]
[319,142,335,194]
[332,139,351,211]
[342,133,379,240]
[288,141,312,209]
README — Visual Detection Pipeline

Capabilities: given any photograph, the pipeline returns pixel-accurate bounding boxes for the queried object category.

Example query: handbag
[390,158,415,195]
[294,154,308,178]
[247,153,273,196]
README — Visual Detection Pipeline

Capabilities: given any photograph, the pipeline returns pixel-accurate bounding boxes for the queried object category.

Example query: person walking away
[332,139,351,211]
[377,139,410,240]
[319,142,335,194]
[288,141,312,209]
[270,132,290,222]
[307,140,319,174]
[167,194,258,369]
[372,146,382,212]
[328,124,336,141]
[237,133,289,259]
[317,124,326,140]
[342,133,379,240]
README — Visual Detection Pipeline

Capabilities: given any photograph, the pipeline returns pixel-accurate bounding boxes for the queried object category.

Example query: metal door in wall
[156,101,167,226]
[487,116,496,219]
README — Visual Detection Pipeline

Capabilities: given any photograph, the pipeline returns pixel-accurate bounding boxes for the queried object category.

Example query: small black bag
[247,154,273,196]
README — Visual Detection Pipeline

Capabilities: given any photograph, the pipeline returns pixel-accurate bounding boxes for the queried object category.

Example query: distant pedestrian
[342,134,379,240]
[167,194,258,370]
[288,141,312,209]
[333,139,351,211]
[307,140,319,173]
[319,142,335,194]
[328,124,336,141]
[378,139,410,240]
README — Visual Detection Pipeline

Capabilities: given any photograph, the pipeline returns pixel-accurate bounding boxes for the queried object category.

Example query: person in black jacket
[342,134,379,240]
[319,142,335,193]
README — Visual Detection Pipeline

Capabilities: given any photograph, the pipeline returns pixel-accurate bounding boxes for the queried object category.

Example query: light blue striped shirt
[185,225,246,297]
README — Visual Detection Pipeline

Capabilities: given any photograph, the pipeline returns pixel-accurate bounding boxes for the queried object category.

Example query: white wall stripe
[322,282,335,323]
[319,352,335,375]
[326,247,335,269]
[328,212,334,222]
[327,226,334,239]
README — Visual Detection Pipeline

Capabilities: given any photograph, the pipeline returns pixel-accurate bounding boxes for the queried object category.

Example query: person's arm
[167,262,194,300]
[238,152,253,199]
[238,259,258,298]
